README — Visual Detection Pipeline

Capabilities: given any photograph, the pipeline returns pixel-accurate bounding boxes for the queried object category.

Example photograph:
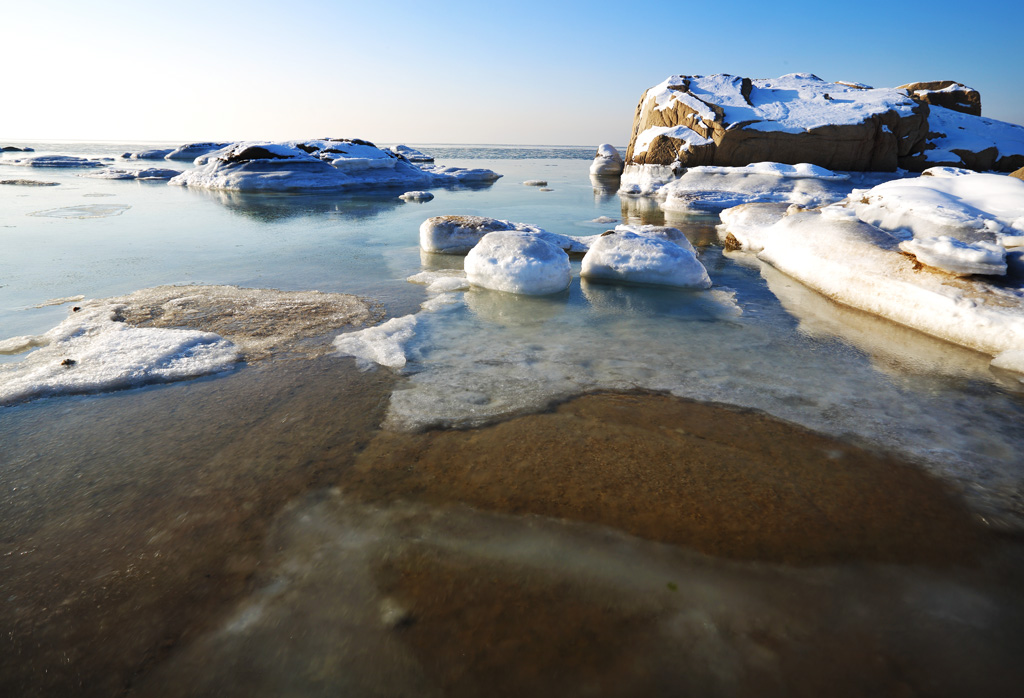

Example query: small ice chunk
[464,232,571,295]
[899,236,1007,276]
[7,155,105,168]
[419,165,502,182]
[523,180,547,186]
[589,143,624,176]
[121,148,174,160]
[400,191,434,201]
[581,231,711,289]
[333,315,418,369]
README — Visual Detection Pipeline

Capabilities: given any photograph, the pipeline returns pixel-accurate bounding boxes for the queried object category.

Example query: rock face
[1012,167,1024,181]
[625,74,1023,173]
[898,81,981,116]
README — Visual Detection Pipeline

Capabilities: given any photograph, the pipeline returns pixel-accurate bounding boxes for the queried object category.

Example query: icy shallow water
[2,142,1024,694]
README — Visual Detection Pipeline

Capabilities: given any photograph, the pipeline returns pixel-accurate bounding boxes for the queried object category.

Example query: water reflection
[465,286,570,326]
[589,174,620,203]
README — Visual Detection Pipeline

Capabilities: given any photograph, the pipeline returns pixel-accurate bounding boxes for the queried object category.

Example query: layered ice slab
[0,304,238,406]
[718,171,1024,374]
[419,215,596,255]
[622,161,857,207]
[589,143,624,175]
[121,148,174,160]
[389,144,434,162]
[465,232,571,295]
[624,72,1024,174]
[581,230,711,289]
[169,140,500,193]
[84,167,182,180]
[164,142,231,161]
[4,155,107,168]
[0,286,381,405]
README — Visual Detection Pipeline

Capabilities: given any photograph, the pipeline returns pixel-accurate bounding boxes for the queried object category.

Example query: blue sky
[3,0,1021,144]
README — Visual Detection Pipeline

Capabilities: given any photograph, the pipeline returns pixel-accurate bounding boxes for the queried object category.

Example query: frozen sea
[2,141,1023,696]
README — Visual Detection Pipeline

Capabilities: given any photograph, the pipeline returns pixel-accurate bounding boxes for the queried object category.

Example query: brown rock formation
[624,75,930,172]
[898,80,982,116]
[1011,167,1024,180]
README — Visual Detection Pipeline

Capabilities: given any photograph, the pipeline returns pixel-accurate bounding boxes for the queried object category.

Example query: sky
[3,0,1022,145]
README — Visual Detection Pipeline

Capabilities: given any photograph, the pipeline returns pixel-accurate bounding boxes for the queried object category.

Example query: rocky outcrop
[1012,167,1024,181]
[898,81,981,116]
[625,74,1023,173]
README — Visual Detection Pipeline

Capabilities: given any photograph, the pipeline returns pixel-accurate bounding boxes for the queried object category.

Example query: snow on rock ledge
[581,231,711,289]
[465,232,571,295]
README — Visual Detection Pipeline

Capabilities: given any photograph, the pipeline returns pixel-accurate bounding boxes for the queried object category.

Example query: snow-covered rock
[624,72,1024,174]
[580,231,711,289]
[165,142,231,161]
[626,73,929,172]
[905,106,1024,172]
[5,155,106,168]
[2,145,34,152]
[121,148,174,160]
[400,190,434,201]
[419,215,595,255]
[168,139,501,193]
[589,143,624,175]
[897,80,981,116]
[85,167,182,180]
[464,232,571,295]
[389,144,434,162]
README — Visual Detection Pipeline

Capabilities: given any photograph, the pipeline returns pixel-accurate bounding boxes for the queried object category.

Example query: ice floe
[0,286,382,405]
[334,315,419,369]
[121,148,174,160]
[417,164,502,182]
[581,231,711,289]
[589,143,624,176]
[523,180,547,186]
[0,304,238,406]
[84,167,182,180]
[622,161,858,211]
[419,215,595,255]
[464,232,571,295]
[4,155,106,168]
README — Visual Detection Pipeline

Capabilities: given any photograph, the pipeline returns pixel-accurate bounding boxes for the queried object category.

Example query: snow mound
[589,143,624,175]
[899,236,1007,276]
[581,231,711,289]
[419,215,594,255]
[0,304,238,406]
[465,232,571,295]
[849,169,1024,245]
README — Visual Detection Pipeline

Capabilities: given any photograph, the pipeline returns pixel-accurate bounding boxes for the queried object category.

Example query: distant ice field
[2,142,1024,526]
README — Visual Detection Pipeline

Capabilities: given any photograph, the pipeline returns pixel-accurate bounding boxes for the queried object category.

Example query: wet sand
[343,391,989,565]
